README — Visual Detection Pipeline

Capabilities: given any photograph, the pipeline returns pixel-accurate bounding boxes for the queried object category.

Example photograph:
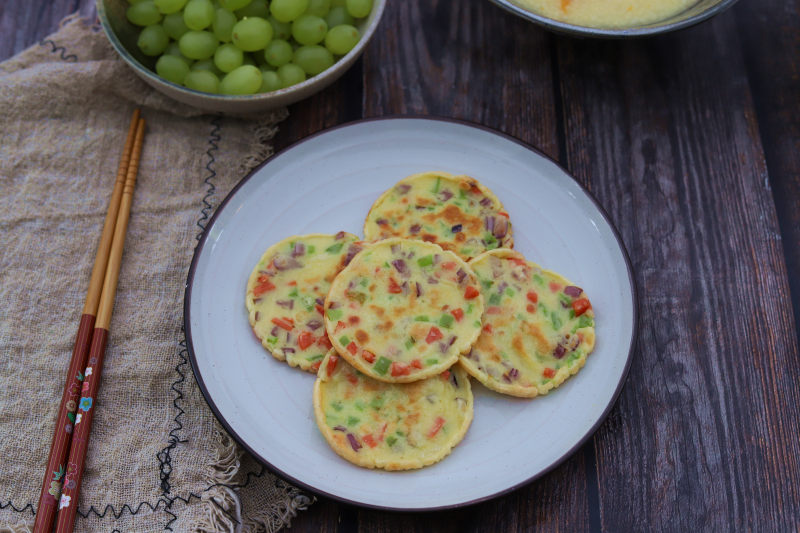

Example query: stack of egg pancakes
[245,171,595,470]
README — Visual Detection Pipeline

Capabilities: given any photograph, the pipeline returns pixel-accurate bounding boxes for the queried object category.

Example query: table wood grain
[5,0,798,531]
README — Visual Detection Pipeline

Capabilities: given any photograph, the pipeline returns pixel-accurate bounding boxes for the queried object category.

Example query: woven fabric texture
[0,16,312,533]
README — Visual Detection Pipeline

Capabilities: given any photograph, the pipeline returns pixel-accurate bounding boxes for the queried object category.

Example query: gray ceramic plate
[185,117,638,510]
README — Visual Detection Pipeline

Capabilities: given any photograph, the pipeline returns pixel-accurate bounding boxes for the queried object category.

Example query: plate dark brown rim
[184,115,639,512]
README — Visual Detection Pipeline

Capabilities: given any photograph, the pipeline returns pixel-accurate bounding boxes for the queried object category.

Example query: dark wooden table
[6,0,799,530]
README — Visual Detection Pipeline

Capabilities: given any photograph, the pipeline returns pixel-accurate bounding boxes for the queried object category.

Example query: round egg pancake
[246,232,363,373]
[363,171,513,261]
[324,238,484,383]
[313,350,474,470]
[462,249,595,397]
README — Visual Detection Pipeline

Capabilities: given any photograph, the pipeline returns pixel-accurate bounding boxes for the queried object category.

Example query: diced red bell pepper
[543,367,555,379]
[388,277,402,294]
[526,304,536,313]
[464,286,480,299]
[391,362,411,376]
[362,434,378,448]
[441,369,451,381]
[362,350,376,363]
[442,261,457,270]
[335,321,347,333]
[572,298,591,316]
[526,291,538,303]
[310,360,322,372]
[297,331,314,350]
[271,317,294,331]
[317,335,332,350]
[486,306,502,314]
[347,341,358,355]
[425,326,443,344]
[549,281,561,292]
[326,354,339,377]
[451,308,464,321]
[482,324,493,334]
[410,359,423,369]
[315,304,324,315]
[288,280,297,286]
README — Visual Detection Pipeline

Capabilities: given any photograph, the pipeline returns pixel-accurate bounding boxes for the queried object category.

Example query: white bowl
[97,0,386,113]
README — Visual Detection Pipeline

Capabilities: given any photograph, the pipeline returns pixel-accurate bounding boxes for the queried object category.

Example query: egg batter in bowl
[511,0,697,28]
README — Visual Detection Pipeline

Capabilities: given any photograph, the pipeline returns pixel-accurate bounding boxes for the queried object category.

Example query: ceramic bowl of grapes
[98,0,386,112]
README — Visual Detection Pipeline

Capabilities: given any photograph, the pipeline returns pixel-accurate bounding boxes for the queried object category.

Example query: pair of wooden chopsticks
[33,110,146,533]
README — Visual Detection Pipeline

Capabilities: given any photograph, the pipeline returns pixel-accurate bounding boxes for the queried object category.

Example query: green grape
[156,54,190,83]
[268,16,292,40]
[325,6,353,27]
[163,12,190,39]
[128,0,149,3]
[219,65,262,94]
[231,17,273,51]
[235,0,269,18]
[345,0,371,18]
[137,24,169,56]
[270,0,310,23]
[214,43,243,72]
[293,45,333,75]
[260,70,282,92]
[154,0,188,14]
[219,0,251,10]
[126,1,163,26]
[212,8,237,41]
[324,24,359,55]
[191,58,223,75]
[291,15,327,45]
[179,30,218,59]
[183,0,215,30]
[264,39,293,67]
[306,0,331,16]
[330,0,346,6]
[184,70,220,92]
[277,62,306,87]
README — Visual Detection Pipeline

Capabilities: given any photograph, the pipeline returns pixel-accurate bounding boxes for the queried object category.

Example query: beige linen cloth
[0,16,314,532]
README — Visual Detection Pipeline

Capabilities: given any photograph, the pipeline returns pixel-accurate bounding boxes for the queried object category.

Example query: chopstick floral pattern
[41,373,84,509]
[58,494,70,510]
[78,397,93,412]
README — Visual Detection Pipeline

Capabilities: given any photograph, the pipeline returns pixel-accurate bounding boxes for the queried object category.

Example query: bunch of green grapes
[126,0,372,95]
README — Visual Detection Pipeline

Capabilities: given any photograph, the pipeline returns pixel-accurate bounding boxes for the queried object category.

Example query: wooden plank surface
[4,0,799,531]
[736,0,800,338]
[0,0,96,60]
[555,9,800,531]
